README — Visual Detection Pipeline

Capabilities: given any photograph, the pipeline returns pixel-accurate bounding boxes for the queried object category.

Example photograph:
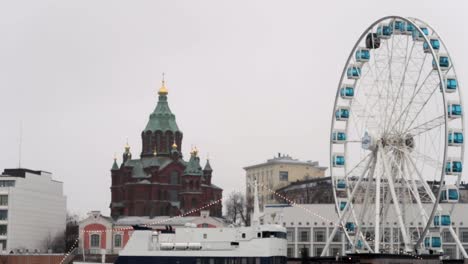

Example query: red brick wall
[3,255,65,264]
[83,223,107,249]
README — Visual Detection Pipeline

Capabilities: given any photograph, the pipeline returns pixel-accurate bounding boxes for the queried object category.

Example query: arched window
[156,132,161,152]
[191,198,198,208]
[146,131,152,153]
[170,171,179,185]
[90,234,100,248]
[166,131,173,152]
[114,234,122,248]
[165,204,171,216]
[189,181,193,190]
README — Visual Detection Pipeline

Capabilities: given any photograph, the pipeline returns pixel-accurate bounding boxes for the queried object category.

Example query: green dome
[144,94,181,133]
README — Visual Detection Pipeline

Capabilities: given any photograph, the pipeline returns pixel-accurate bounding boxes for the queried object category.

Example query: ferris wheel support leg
[322,156,375,256]
[407,155,436,202]
[374,155,381,253]
[449,226,468,258]
[354,157,378,252]
[402,155,429,223]
[380,150,412,252]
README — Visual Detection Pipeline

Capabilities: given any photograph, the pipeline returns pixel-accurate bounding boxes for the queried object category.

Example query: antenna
[252,179,262,226]
[18,121,23,168]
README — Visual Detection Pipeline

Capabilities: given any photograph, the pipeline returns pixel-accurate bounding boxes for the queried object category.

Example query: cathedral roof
[144,80,181,133]
[183,152,203,176]
[203,159,212,172]
[124,156,177,178]
[111,158,119,170]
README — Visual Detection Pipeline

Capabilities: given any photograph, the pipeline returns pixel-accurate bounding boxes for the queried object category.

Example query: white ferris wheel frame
[324,16,466,257]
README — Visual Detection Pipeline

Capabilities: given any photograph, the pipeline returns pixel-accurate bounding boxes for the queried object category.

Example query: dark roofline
[243,160,327,170]
[276,176,332,192]
[1,168,51,178]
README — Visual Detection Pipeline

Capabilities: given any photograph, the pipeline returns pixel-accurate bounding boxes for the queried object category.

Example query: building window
[0,181,14,187]
[0,210,7,220]
[298,245,310,257]
[314,228,326,242]
[332,230,342,242]
[443,245,457,259]
[90,234,100,248]
[287,247,294,258]
[169,190,178,202]
[443,230,454,243]
[0,225,7,236]
[203,234,207,239]
[114,234,122,248]
[0,240,5,250]
[202,223,209,228]
[170,171,179,185]
[279,171,288,181]
[191,198,198,208]
[286,228,295,242]
[330,246,341,256]
[299,228,310,242]
[314,246,324,257]
[0,196,7,206]
[242,233,246,239]
[461,229,468,243]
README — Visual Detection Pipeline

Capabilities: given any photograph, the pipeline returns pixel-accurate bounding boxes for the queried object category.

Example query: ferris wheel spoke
[345,153,372,177]
[387,69,435,133]
[405,114,444,136]
[380,38,395,134]
[353,155,378,252]
[323,156,375,256]
[390,145,443,171]
[385,149,430,222]
[405,155,437,203]
[384,40,416,133]
[401,82,441,133]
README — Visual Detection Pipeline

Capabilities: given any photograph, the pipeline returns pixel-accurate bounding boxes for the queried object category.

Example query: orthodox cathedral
[110,78,223,219]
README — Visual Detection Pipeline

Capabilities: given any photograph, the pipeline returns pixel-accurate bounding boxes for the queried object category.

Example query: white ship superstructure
[115,181,287,264]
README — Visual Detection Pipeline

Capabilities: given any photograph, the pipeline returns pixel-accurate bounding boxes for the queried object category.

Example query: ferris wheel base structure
[310,253,443,264]
[325,16,467,258]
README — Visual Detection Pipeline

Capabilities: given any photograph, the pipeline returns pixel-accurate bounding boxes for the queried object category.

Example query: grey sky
[1,0,467,216]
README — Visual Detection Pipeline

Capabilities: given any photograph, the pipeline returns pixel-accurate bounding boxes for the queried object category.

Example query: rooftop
[276,176,332,192]
[1,168,51,178]
[243,153,328,170]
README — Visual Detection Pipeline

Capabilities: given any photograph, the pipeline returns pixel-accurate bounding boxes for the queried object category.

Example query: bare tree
[40,211,80,253]
[224,191,250,226]
[42,231,65,253]
[65,212,80,252]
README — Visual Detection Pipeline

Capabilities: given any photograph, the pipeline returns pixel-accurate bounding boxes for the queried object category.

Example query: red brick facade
[110,87,222,219]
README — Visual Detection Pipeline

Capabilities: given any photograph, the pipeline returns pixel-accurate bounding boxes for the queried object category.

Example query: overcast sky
[1,0,467,216]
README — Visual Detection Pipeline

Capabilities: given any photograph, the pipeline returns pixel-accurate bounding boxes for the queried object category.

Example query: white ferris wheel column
[380,149,412,252]
[374,150,381,253]
[321,156,375,256]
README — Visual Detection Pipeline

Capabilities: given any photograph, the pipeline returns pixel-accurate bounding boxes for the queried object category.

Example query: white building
[0,168,66,253]
[262,203,468,260]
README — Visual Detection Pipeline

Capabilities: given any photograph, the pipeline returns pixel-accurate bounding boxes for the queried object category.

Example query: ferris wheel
[323,16,466,257]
